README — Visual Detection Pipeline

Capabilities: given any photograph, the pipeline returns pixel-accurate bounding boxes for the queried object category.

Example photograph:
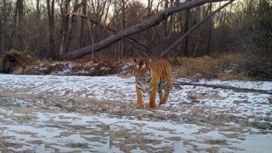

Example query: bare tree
[66,0,81,52]
[36,0,40,21]
[14,0,24,29]
[0,0,7,52]
[46,0,55,58]
[184,0,190,57]
[120,0,126,57]
[13,0,24,50]
[163,0,169,51]
[63,0,233,60]
[80,0,87,48]
[59,0,72,55]
[206,2,212,55]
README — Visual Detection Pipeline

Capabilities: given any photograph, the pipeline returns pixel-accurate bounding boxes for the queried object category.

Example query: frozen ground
[0,74,272,153]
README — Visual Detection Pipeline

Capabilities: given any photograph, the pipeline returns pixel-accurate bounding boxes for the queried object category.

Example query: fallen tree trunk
[173,81,272,95]
[63,0,232,60]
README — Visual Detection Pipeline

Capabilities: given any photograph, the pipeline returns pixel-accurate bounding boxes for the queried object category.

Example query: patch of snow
[0,74,271,152]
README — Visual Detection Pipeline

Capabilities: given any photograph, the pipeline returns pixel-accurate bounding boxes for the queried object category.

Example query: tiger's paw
[136,104,144,109]
[159,101,166,105]
[149,104,156,109]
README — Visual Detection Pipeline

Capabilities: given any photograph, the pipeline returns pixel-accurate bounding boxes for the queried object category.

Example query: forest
[0,0,272,80]
[0,0,271,59]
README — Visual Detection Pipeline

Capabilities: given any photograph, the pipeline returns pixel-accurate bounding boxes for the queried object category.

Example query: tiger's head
[134,58,151,83]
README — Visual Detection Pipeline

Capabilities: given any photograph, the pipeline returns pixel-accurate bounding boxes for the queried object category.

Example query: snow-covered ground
[0,74,271,152]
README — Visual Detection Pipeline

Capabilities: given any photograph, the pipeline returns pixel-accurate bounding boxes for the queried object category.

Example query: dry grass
[172,56,216,79]
[171,53,272,81]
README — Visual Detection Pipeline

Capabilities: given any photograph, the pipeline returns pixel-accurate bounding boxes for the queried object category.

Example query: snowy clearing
[0,74,272,153]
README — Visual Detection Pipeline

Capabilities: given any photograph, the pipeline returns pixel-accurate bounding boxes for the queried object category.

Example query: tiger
[133,58,172,109]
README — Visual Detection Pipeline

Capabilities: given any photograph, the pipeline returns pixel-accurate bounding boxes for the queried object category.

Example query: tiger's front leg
[149,86,157,109]
[136,88,144,109]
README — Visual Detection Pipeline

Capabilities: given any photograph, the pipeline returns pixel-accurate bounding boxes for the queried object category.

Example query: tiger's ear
[134,59,139,69]
[143,58,150,64]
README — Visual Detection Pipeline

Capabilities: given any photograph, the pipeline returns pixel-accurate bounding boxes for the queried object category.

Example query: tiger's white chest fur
[136,81,152,93]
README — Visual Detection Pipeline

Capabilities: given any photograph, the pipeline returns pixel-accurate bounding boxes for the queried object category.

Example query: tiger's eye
[142,63,146,70]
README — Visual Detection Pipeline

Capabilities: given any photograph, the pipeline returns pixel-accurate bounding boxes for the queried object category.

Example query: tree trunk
[121,0,126,57]
[14,0,23,28]
[1,0,7,52]
[36,0,40,20]
[80,0,87,48]
[207,3,212,55]
[63,0,233,60]
[66,0,80,52]
[59,0,72,55]
[46,0,55,58]
[146,0,153,52]
[14,0,24,50]
[163,0,169,51]
[184,0,190,57]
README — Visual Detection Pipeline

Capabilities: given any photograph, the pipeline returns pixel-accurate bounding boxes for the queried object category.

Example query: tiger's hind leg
[159,79,171,105]
[159,90,169,105]
[158,80,163,103]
